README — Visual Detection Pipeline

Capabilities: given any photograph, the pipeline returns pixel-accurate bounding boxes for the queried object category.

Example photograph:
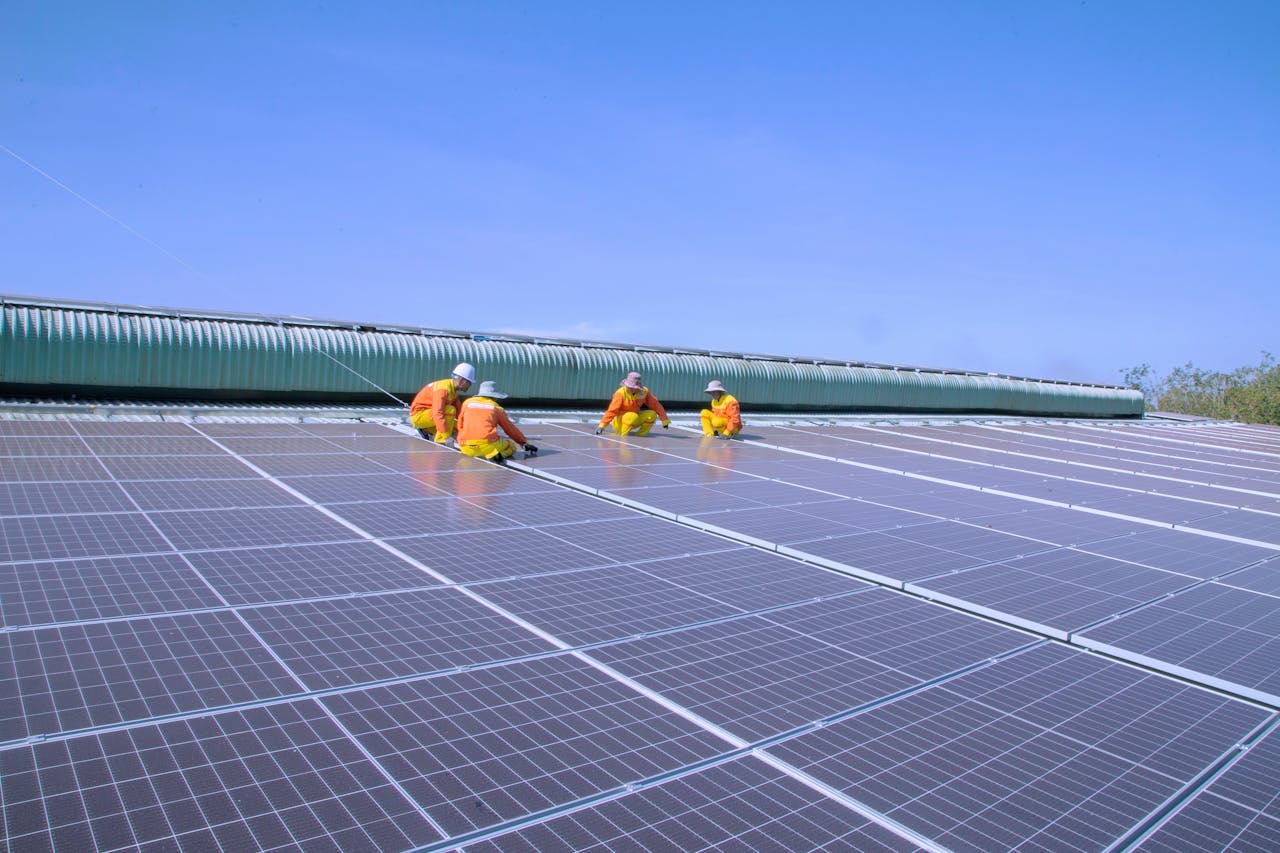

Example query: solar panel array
[0,413,1277,851]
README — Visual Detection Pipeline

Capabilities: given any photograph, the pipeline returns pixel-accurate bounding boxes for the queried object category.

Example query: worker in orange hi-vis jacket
[595,372,670,437]
[700,380,742,439]
[409,362,475,444]
[456,380,538,464]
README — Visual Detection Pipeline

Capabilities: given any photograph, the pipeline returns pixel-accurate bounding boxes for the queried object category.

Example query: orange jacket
[457,396,527,445]
[409,378,460,426]
[709,393,742,434]
[599,385,669,428]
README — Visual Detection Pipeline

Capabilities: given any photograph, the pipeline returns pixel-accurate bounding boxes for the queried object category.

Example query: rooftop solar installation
[0,412,1277,851]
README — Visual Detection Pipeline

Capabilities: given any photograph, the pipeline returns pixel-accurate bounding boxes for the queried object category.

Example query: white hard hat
[453,362,476,383]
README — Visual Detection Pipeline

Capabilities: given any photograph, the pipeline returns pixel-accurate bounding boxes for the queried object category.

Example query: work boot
[486,454,507,466]
[417,429,433,440]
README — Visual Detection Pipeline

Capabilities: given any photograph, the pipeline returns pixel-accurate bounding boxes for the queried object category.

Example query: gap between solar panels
[977,422,1280,479]
[508,422,1280,712]
[848,421,1280,505]
[747,425,1280,550]
[184,424,964,848]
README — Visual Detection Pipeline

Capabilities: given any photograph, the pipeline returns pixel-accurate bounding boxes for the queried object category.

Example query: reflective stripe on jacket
[409,377,459,424]
[711,393,742,434]
[599,385,668,428]
[457,396,527,445]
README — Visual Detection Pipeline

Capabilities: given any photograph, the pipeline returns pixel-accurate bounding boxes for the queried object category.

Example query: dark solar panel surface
[1137,722,1280,852]
[463,756,920,852]
[0,414,1276,852]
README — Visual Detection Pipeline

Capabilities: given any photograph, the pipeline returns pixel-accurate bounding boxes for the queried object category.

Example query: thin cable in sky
[1,142,214,284]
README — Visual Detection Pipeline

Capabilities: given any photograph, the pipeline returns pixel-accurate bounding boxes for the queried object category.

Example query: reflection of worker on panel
[596,372,670,436]
[457,380,538,464]
[410,362,475,444]
[701,380,741,439]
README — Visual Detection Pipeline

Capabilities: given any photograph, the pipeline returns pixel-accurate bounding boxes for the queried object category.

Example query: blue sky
[3,1,1276,384]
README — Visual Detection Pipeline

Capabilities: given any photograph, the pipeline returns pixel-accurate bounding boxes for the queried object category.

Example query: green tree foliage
[1121,353,1280,424]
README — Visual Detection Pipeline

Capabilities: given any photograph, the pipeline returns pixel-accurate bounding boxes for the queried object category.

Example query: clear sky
[3,1,1276,385]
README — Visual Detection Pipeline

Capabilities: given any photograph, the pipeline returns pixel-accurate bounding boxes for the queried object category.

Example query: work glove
[662,421,670,429]
[718,433,730,440]
[594,427,604,435]
[523,443,539,457]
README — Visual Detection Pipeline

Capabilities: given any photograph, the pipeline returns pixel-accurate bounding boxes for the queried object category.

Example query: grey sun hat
[475,380,508,399]
[703,380,726,394]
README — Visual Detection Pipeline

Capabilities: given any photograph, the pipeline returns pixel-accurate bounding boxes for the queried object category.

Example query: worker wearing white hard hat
[410,362,476,444]
[700,380,742,439]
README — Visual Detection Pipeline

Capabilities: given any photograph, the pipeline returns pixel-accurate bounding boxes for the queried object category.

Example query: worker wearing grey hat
[700,380,741,439]
[455,380,538,463]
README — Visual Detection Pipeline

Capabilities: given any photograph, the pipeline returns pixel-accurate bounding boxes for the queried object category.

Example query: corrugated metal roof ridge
[0,292,1129,390]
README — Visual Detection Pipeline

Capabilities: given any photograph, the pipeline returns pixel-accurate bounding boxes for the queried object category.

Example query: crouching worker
[701,380,741,439]
[596,372,670,436]
[410,362,475,444]
[457,380,538,463]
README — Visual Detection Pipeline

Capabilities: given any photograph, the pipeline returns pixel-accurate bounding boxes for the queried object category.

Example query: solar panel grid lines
[236,588,560,691]
[762,425,1280,537]
[0,512,174,563]
[4,414,1280,850]
[1073,584,1280,706]
[455,754,925,853]
[759,427,1280,550]
[0,609,301,744]
[0,552,224,628]
[1130,716,1280,852]
[873,424,1280,502]
[974,423,1280,482]
[0,435,96,456]
[183,540,456,605]
[762,644,1273,853]
[319,655,738,839]
[0,699,445,852]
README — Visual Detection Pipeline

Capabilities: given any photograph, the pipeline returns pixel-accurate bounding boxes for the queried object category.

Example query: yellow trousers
[612,410,657,436]
[410,405,457,442]
[460,437,518,460]
[701,410,738,437]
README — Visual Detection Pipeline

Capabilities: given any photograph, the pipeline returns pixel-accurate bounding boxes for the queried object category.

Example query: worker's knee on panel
[636,410,658,436]
[433,416,457,443]
[410,410,434,432]
[497,439,518,459]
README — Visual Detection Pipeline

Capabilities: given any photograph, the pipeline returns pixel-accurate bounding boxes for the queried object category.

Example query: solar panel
[1075,582,1280,704]
[766,644,1270,852]
[2,611,298,742]
[0,701,443,851]
[1,414,1277,852]
[321,656,728,838]
[1136,722,1280,851]
[184,541,441,604]
[237,589,558,689]
[0,553,222,627]
[461,755,919,852]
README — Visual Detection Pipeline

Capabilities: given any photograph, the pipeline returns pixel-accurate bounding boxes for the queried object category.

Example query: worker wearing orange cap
[410,362,476,444]
[700,380,742,439]
[596,372,670,437]
[456,380,538,463]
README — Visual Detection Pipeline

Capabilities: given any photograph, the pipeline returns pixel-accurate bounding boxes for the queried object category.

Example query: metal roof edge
[1,292,1134,390]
